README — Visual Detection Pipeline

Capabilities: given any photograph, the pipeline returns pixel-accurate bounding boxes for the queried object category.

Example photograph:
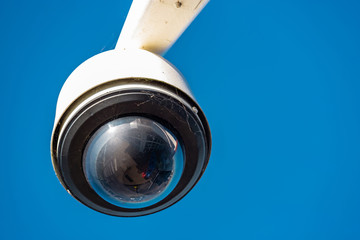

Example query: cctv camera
[51,0,211,217]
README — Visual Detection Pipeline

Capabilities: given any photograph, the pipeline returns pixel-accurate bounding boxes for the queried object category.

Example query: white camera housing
[51,0,211,217]
[54,49,194,126]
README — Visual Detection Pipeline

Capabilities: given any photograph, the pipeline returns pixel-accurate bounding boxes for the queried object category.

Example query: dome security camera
[51,0,211,217]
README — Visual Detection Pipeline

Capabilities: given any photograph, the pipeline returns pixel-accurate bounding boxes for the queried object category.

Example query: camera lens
[83,116,184,209]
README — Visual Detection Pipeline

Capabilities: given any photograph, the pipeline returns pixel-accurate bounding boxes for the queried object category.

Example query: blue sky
[1,0,360,239]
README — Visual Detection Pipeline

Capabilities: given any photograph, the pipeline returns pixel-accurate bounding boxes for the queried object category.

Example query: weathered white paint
[116,0,209,55]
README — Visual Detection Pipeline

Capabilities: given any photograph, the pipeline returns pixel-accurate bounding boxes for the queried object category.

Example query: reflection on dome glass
[83,116,184,208]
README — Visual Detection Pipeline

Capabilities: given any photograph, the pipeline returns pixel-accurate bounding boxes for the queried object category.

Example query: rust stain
[175,1,182,8]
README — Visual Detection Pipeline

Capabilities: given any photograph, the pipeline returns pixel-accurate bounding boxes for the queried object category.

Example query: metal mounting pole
[116,0,209,55]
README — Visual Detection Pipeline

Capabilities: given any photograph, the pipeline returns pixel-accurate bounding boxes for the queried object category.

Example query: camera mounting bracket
[116,0,209,55]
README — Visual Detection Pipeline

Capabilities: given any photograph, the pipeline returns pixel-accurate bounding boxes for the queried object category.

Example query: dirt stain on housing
[175,1,182,8]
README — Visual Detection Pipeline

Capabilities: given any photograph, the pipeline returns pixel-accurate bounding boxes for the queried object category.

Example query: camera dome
[52,82,210,216]
[83,116,184,208]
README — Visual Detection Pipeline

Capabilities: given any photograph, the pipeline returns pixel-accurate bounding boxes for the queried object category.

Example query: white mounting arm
[116,0,209,55]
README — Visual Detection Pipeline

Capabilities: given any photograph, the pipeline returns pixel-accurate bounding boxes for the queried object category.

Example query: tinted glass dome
[83,116,184,209]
